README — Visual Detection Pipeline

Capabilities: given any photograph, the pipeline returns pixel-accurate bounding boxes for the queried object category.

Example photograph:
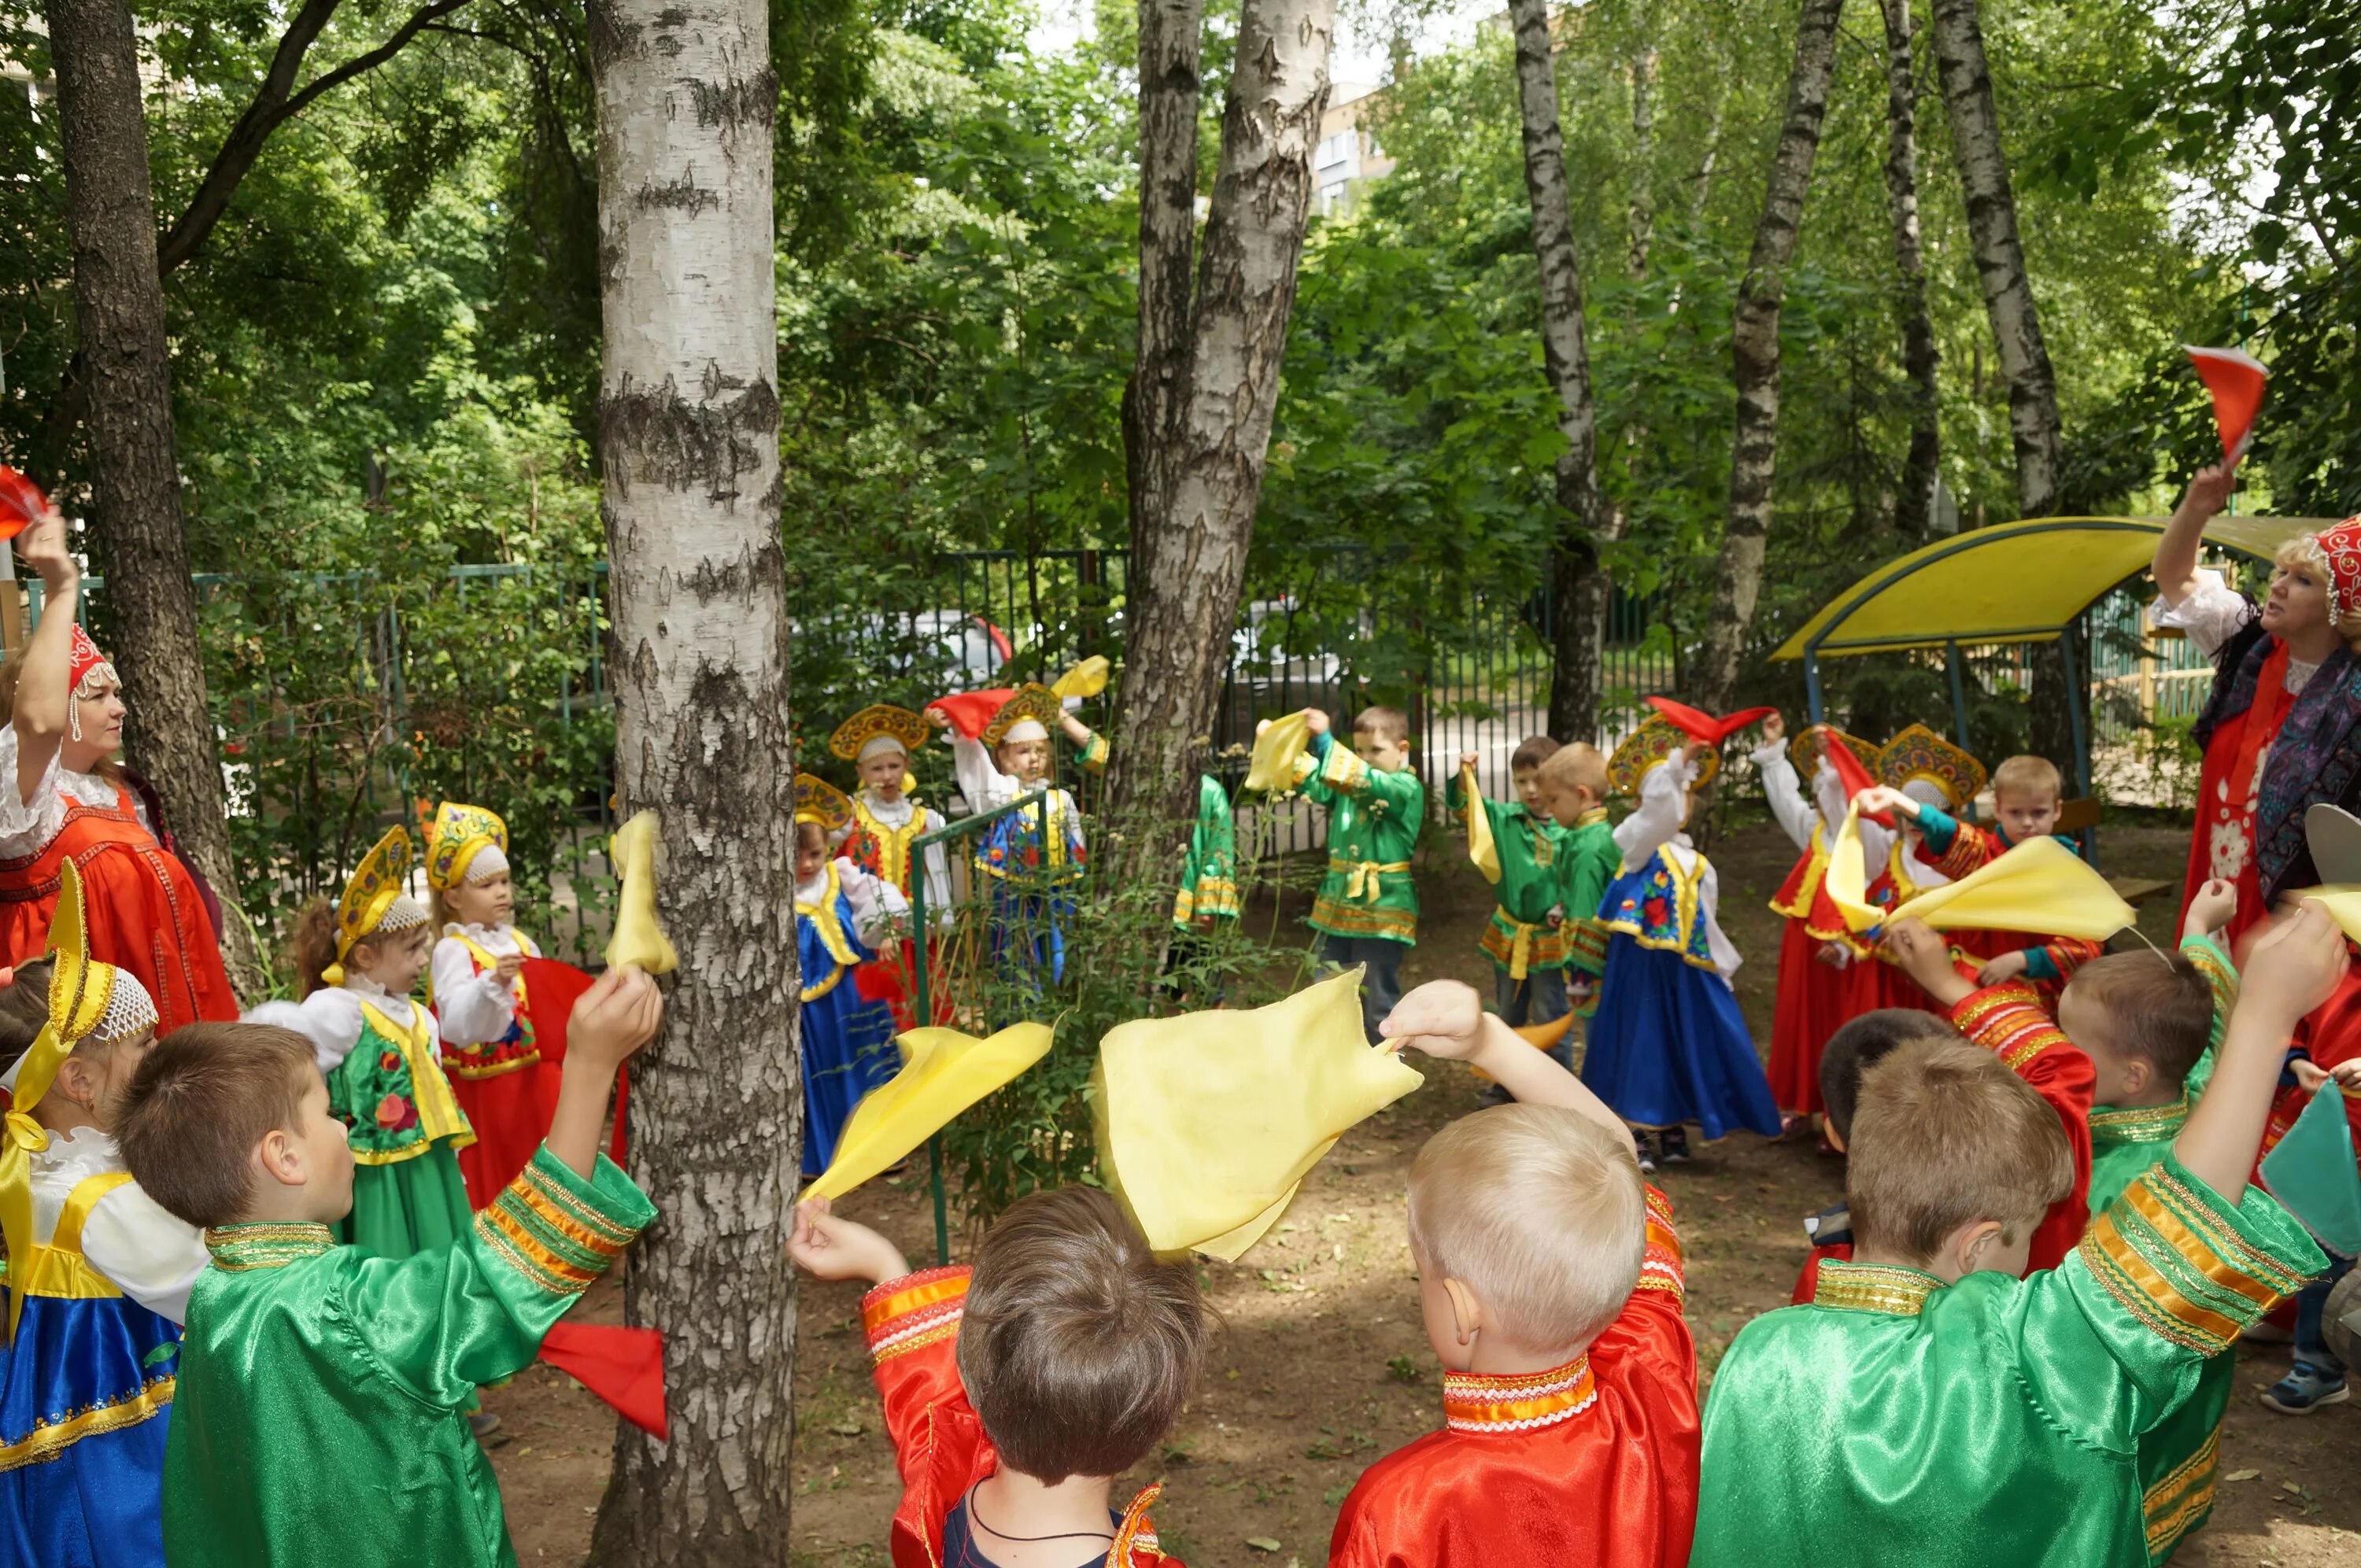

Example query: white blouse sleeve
[1752,740,1814,852]
[2149,566,2255,659]
[920,810,954,922]
[1699,861,1742,982]
[1613,753,1693,873]
[430,936,516,1047]
[833,860,911,943]
[949,734,1017,813]
[0,723,65,848]
[247,989,366,1075]
[79,1182,209,1325]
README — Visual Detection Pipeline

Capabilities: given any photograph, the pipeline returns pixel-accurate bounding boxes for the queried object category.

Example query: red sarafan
[0,467,47,540]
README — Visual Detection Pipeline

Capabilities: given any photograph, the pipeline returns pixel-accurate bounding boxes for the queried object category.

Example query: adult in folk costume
[2151,465,2361,942]
[0,508,234,1033]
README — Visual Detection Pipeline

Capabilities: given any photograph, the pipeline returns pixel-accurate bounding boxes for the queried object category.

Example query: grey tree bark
[46,0,266,1002]
[1928,0,2076,765]
[1506,0,1613,746]
[1879,0,1942,539]
[1690,0,1845,716]
[1105,0,1337,887]
[582,0,796,1557]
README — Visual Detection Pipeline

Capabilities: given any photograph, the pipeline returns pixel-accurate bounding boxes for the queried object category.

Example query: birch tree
[1879,0,1942,538]
[583,0,799,1557]
[1104,0,1337,877]
[1690,0,1844,715]
[1502,0,1613,744]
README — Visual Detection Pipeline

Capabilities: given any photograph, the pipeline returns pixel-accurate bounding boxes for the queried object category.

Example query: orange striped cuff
[1637,1185,1684,1301]
[863,1266,970,1363]
[474,1156,642,1297]
[2079,1165,2314,1354]
[1952,982,2067,1072]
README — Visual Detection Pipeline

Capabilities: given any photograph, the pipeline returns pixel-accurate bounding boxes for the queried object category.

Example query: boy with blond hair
[1449,737,1571,1059]
[1330,979,1698,1568]
[789,1186,1209,1567]
[1859,751,2103,988]
[113,968,662,1568]
[1694,907,2344,1568]
[1533,740,1622,1020]
[1298,706,1425,1042]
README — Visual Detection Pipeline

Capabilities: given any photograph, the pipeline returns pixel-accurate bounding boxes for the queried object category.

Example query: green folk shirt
[1173,774,1242,927]
[1694,1157,2322,1568]
[164,1147,653,1568]
[1443,774,1568,976]
[1301,733,1424,946]
[1557,810,1623,991]
[2079,930,2237,1563]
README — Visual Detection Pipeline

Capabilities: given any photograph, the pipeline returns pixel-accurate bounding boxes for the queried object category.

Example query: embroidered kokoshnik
[1442,1357,1598,1434]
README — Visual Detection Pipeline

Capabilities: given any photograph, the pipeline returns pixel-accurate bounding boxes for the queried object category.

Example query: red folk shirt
[1949,983,2097,1271]
[1329,1187,1698,1568]
[861,1266,1179,1568]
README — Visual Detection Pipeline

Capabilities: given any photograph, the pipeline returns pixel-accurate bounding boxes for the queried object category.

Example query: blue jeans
[2296,1251,2355,1374]
[1318,935,1406,1044]
[1495,965,1574,1073]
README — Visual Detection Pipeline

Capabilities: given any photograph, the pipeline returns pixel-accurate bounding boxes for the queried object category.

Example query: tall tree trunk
[1879,0,1941,540]
[1628,20,1657,278]
[46,0,266,1003]
[1509,0,1613,746]
[1928,0,2071,763]
[1104,0,1336,885]
[1691,0,1845,715]
[584,0,794,1557]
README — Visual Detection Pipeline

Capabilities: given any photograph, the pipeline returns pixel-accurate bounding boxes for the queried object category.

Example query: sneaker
[1636,1134,1659,1175]
[2259,1363,2350,1415]
[469,1411,504,1441]
[1659,1127,1692,1165]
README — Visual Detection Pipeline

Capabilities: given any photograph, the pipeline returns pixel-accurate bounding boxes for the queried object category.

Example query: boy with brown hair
[1297,705,1425,1042]
[1329,979,1698,1568]
[1694,907,2344,1568]
[789,1186,1209,1567]
[1858,751,2103,988]
[1532,740,1620,1018]
[113,968,661,1568]
[1448,736,1572,1050]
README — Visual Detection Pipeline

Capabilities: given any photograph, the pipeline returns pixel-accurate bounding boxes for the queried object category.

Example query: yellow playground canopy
[1771,514,2327,662]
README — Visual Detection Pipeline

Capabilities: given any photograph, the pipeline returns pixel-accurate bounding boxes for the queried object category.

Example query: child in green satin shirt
[1692,907,2344,1568]
[1532,741,1619,1020]
[115,968,662,1568]
[1297,706,1424,1044]
[1447,736,1572,1042]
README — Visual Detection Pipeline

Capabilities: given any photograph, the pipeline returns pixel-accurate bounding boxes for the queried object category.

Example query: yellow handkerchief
[1092,968,1423,1260]
[2296,886,2361,945]
[1826,804,2134,943]
[1244,713,1314,794]
[605,810,679,975]
[800,1024,1054,1201]
[1824,803,1880,932]
[1051,655,1110,701]
[1460,764,1502,886]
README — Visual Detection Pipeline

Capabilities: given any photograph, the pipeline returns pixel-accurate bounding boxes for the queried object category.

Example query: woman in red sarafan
[0,507,234,1035]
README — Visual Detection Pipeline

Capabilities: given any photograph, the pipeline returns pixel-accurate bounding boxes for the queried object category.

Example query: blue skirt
[1581,934,1783,1141]
[802,978,900,1178]
[0,1291,177,1568]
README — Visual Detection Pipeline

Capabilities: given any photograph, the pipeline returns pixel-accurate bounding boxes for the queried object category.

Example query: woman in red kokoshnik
[0,507,235,1032]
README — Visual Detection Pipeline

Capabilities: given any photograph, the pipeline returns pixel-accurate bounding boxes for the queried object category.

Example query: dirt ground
[489,815,2361,1567]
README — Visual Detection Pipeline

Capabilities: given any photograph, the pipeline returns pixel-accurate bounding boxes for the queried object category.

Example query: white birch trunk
[584,0,798,1556]
[1880,0,1942,538]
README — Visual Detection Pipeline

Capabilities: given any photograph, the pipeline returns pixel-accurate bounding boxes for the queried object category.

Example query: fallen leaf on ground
[2223,1469,2260,1483]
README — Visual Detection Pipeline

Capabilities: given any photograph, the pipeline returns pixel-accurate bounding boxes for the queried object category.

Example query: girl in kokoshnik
[422,802,551,1208]
[828,705,952,1032]
[792,774,907,1179]
[925,684,1088,991]
[2150,464,2361,941]
[0,864,206,1568]
[0,505,235,1033]
[252,828,475,1257]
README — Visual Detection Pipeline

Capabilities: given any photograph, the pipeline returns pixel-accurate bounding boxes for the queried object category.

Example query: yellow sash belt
[1498,913,1546,981]
[1332,858,1411,902]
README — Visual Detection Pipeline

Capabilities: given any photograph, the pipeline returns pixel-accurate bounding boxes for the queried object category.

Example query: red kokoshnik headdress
[65,625,117,743]
[2302,517,2361,627]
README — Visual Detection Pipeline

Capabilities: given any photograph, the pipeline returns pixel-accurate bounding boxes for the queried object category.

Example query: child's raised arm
[1383,980,1637,1160]
[2177,905,2349,1200]
[546,967,661,1181]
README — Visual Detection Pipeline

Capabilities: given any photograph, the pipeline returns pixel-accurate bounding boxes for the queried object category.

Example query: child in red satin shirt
[789,1186,1207,1568]
[1330,980,1699,1568]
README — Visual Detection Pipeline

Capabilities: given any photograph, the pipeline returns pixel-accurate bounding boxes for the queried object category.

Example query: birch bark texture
[1879,0,1942,539]
[1691,0,1844,716]
[584,0,797,1557]
[46,0,264,1002]
[1504,0,1613,746]
[1928,0,2060,519]
[1105,0,1336,875]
